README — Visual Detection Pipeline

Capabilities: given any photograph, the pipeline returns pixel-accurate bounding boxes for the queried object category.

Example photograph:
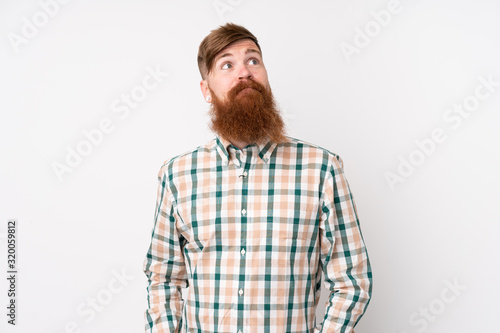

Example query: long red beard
[208,79,287,146]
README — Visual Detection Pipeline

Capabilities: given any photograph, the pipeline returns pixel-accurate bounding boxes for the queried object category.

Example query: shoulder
[157,137,217,178]
[282,136,344,170]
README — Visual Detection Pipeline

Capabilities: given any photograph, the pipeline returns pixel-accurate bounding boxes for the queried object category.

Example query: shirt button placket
[237,153,250,331]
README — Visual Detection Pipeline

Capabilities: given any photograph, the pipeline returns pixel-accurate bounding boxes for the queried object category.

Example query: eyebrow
[215,48,261,62]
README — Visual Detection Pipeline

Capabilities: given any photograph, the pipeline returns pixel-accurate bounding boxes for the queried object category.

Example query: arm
[143,166,188,333]
[316,156,373,333]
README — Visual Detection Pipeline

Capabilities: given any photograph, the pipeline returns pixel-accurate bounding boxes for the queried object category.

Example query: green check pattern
[143,135,372,333]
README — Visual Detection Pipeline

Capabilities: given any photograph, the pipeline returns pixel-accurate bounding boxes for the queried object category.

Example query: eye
[221,62,232,70]
[248,58,259,65]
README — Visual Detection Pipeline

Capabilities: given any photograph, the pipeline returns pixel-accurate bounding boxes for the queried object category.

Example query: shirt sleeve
[316,155,373,333]
[143,165,188,333]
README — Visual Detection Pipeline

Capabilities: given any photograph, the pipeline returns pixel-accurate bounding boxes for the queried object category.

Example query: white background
[1,0,499,332]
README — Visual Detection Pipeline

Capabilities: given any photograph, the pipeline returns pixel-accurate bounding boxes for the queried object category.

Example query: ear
[200,80,211,103]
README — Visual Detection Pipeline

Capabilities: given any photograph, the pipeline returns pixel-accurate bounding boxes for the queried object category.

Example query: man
[143,23,372,333]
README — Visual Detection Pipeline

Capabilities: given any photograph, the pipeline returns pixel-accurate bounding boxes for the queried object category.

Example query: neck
[229,139,250,150]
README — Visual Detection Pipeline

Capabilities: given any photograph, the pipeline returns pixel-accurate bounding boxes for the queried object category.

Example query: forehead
[214,39,261,62]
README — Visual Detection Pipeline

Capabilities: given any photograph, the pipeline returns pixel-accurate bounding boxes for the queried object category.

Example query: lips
[235,87,257,98]
[229,80,264,99]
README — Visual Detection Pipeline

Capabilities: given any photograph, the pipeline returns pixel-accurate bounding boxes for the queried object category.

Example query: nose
[238,63,252,80]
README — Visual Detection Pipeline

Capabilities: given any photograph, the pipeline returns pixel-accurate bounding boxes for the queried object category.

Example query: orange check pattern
[143,135,372,333]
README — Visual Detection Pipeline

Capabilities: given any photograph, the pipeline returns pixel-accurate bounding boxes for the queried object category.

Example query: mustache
[228,79,266,97]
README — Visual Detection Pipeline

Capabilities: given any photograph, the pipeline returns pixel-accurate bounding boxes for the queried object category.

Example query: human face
[200,39,270,103]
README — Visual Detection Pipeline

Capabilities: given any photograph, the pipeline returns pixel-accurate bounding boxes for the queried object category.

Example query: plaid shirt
[143,135,372,333]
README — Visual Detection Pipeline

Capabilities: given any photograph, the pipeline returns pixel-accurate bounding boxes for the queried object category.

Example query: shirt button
[238,330,242,333]
[238,289,244,296]
[243,171,248,177]
[241,209,246,215]
[240,248,246,256]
